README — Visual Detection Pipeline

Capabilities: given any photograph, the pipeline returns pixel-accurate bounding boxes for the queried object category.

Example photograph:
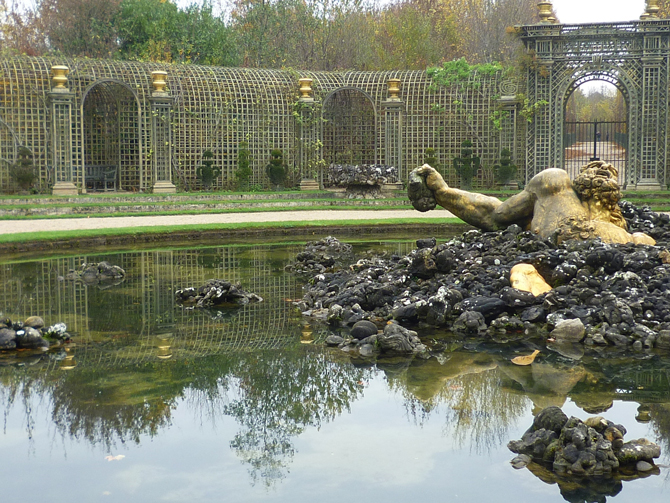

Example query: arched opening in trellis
[563,74,629,185]
[322,88,377,166]
[82,80,142,192]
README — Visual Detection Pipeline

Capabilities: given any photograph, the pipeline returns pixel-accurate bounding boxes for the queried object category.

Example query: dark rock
[452,311,486,334]
[616,439,661,465]
[550,319,585,343]
[351,320,378,340]
[532,406,569,435]
[0,327,17,349]
[416,237,436,249]
[377,322,426,355]
[459,296,508,319]
[24,316,45,329]
[15,327,49,349]
[325,335,344,346]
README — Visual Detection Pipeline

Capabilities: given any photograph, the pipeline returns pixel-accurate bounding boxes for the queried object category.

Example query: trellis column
[382,78,404,181]
[636,34,667,190]
[297,78,321,190]
[49,66,77,196]
[150,71,176,193]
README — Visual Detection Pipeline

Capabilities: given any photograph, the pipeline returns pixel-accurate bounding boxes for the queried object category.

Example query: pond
[0,234,669,502]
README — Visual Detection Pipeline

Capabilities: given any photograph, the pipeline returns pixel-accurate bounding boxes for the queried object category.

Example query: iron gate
[564,121,627,184]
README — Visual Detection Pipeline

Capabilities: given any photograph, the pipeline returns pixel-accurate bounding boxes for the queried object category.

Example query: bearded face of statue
[572,161,626,229]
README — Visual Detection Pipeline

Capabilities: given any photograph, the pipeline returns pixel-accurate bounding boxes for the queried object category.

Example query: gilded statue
[408,161,655,245]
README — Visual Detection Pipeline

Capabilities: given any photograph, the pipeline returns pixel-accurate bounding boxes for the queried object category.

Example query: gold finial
[642,0,660,19]
[387,78,401,101]
[51,65,69,91]
[298,78,313,102]
[537,1,553,24]
[151,70,168,94]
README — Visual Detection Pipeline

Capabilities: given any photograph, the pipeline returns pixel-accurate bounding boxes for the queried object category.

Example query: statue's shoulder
[527,168,572,194]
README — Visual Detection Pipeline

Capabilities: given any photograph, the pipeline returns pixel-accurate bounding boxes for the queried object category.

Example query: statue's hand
[408,165,438,212]
[416,164,448,192]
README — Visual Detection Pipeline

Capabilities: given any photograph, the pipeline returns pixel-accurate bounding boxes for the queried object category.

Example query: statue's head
[572,161,626,228]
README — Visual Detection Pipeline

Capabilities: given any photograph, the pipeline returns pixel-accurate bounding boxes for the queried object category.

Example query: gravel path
[0,209,456,235]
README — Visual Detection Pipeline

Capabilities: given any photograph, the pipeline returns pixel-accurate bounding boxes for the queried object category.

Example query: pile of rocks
[325,164,397,187]
[0,316,70,350]
[64,261,126,288]
[509,406,661,476]
[285,236,353,275]
[175,279,263,308]
[325,319,428,357]
[295,203,670,353]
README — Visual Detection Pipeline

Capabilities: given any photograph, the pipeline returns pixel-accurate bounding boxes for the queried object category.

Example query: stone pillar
[150,70,176,193]
[49,65,78,196]
[297,78,321,190]
[382,78,404,182]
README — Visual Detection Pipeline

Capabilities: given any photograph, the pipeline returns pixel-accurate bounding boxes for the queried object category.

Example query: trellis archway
[81,79,142,192]
[519,19,670,189]
[562,69,631,184]
[321,87,377,166]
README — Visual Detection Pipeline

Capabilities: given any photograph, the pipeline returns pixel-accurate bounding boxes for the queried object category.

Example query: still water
[0,236,669,503]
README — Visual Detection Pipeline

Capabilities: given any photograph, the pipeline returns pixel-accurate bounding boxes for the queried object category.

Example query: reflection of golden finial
[59,347,76,370]
[156,333,173,360]
[641,0,660,19]
[537,1,553,24]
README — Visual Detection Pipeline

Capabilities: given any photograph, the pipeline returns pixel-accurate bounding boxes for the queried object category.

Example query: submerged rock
[65,261,126,288]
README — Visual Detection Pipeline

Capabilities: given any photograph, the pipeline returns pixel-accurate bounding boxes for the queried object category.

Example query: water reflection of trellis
[0,245,303,368]
[613,369,670,403]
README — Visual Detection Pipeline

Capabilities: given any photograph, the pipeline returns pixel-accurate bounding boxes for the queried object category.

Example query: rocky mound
[64,261,126,288]
[295,202,670,353]
[285,236,354,275]
[509,406,661,476]
[175,279,263,309]
[0,316,71,350]
[325,164,397,187]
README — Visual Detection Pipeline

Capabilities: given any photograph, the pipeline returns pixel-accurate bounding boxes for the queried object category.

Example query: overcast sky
[552,0,647,24]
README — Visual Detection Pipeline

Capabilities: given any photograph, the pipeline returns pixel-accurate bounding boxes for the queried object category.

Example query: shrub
[452,140,481,190]
[196,150,221,190]
[265,148,286,188]
[494,148,517,185]
[235,141,252,190]
[9,146,36,192]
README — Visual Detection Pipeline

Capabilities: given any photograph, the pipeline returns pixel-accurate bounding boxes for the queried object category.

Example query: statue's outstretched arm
[492,190,535,227]
[414,165,504,231]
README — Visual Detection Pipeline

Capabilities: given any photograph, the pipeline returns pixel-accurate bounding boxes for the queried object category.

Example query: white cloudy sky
[551,0,647,24]
[7,0,653,24]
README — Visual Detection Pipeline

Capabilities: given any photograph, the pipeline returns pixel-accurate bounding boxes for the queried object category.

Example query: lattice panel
[519,19,670,187]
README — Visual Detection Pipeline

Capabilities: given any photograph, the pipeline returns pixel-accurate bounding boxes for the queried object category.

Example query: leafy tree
[452,139,481,189]
[37,0,121,58]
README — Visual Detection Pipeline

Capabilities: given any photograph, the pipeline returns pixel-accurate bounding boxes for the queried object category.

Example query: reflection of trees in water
[649,403,670,474]
[218,348,369,487]
[384,353,528,454]
[0,346,369,488]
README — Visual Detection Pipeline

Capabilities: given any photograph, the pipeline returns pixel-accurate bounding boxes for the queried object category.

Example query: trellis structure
[519,13,670,189]
[0,56,517,193]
